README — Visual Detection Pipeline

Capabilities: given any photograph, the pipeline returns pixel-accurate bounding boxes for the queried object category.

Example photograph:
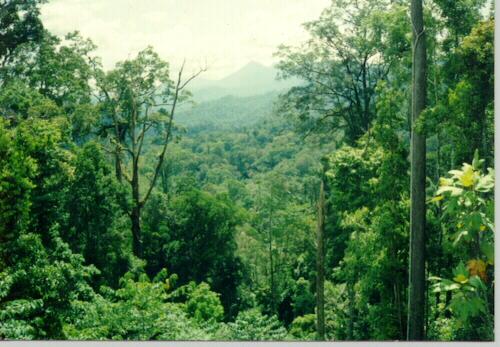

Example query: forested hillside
[0,0,495,341]
[176,91,279,131]
[187,61,299,102]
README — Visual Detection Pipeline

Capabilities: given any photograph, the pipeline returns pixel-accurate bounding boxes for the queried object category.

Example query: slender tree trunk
[131,158,142,258]
[347,282,355,340]
[268,214,276,313]
[407,0,427,340]
[316,176,326,340]
[444,291,452,318]
[480,113,490,167]
[114,151,122,183]
[450,146,455,171]
[435,292,440,320]
[131,205,142,257]
[436,132,441,180]
[269,234,275,312]
[394,282,404,339]
[425,268,430,334]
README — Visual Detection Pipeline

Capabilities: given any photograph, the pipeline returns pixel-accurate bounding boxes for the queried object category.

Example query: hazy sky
[41,0,331,79]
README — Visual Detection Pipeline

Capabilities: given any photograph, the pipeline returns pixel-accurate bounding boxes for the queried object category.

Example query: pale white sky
[41,0,331,79]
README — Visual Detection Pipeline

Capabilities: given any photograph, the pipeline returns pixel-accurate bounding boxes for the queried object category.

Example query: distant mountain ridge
[189,61,299,102]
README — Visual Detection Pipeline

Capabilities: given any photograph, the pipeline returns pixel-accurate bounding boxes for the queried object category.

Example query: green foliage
[184,282,224,323]
[0,118,36,246]
[429,152,494,340]
[64,142,131,287]
[64,276,210,340]
[0,227,97,339]
[323,140,409,340]
[324,281,349,340]
[0,0,495,341]
[96,46,176,146]
[433,0,487,39]
[176,92,278,132]
[14,119,75,251]
[0,81,62,120]
[143,188,243,319]
[423,19,494,167]
[0,0,45,66]
[325,144,383,212]
[276,0,407,143]
[4,31,99,140]
[290,278,315,318]
[0,117,98,339]
[288,314,316,340]
[0,116,73,242]
[226,308,287,340]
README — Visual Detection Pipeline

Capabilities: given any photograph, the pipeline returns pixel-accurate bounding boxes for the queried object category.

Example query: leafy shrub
[288,314,316,340]
[64,276,211,340]
[227,308,287,340]
[185,282,224,323]
[429,152,494,340]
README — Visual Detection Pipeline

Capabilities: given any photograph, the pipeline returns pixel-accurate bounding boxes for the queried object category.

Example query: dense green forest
[0,0,495,341]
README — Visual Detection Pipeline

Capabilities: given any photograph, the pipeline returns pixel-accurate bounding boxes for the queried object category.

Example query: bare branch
[140,60,200,206]
[179,66,207,91]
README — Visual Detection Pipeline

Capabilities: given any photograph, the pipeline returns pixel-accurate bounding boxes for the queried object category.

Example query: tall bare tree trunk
[316,174,326,340]
[131,158,142,258]
[269,229,275,311]
[347,282,355,340]
[131,205,141,257]
[407,0,427,340]
[267,212,276,313]
[394,282,404,339]
[114,151,122,182]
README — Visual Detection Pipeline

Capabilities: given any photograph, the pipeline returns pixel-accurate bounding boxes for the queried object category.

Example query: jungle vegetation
[0,0,494,341]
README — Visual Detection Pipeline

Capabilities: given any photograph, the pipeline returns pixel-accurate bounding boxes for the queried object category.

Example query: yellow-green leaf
[436,185,463,196]
[459,164,475,187]
[430,195,444,203]
[439,177,453,186]
[453,274,468,284]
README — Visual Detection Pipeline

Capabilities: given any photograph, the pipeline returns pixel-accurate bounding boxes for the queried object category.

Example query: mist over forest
[0,0,495,341]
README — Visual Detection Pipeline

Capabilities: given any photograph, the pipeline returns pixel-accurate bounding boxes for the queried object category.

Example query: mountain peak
[220,61,274,83]
[241,61,268,69]
[189,61,300,102]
